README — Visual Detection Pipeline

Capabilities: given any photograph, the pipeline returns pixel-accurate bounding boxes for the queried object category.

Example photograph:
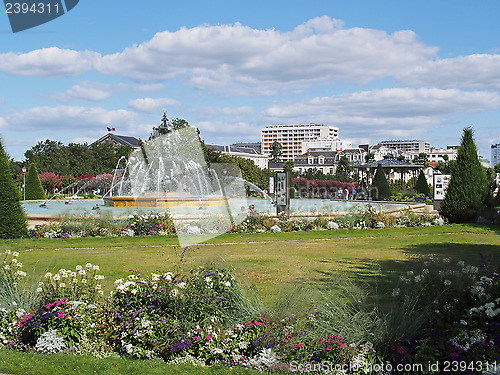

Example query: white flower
[3,265,10,271]
[170,289,179,297]
[81,279,87,284]
[5,250,11,255]
[114,278,123,285]
[59,283,66,288]
[85,263,92,268]
[36,287,43,293]
[224,281,231,287]
[72,279,78,283]
[44,272,53,278]
[177,282,186,289]
[12,252,19,257]
[92,265,99,270]
[78,270,86,276]
[444,280,451,286]
[205,277,212,283]
[96,284,102,289]
[16,262,22,267]
[131,289,137,294]
[53,274,61,281]
[76,265,82,271]
[11,258,17,264]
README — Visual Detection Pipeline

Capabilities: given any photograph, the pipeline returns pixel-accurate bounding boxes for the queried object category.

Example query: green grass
[0,224,499,374]
[1,224,499,307]
[0,349,256,375]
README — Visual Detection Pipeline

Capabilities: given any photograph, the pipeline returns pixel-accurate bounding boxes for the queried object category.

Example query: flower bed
[28,207,443,239]
[0,249,498,373]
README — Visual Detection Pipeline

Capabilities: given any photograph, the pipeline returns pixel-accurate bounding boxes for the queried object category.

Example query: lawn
[0,224,499,374]
[2,224,499,307]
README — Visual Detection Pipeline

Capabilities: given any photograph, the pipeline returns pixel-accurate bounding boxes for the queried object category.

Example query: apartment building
[379,140,430,154]
[261,124,339,162]
[492,143,500,168]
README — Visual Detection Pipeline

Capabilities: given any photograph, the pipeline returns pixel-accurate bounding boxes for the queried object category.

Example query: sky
[1,0,500,163]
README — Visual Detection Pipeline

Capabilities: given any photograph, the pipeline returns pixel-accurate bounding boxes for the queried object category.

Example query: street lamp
[22,167,26,201]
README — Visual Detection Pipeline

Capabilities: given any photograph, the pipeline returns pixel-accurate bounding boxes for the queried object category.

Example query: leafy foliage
[441,127,489,223]
[269,141,283,162]
[370,164,391,200]
[0,141,27,239]
[414,170,431,198]
[25,163,46,200]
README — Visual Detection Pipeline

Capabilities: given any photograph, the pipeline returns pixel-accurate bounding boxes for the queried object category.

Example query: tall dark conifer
[25,163,46,200]
[371,164,392,200]
[0,140,27,238]
[441,127,489,222]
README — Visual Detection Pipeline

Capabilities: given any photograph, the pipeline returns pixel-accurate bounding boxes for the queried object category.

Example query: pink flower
[339,343,346,349]
[283,339,288,343]
[298,344,305,348]
[57,313,65,318]
[450,352,459,358]
[262,318,269,322]
[196,328,203,333]
[323,347,331,352]
[318,338,323,342]
[254,321,263,326]
[206,334,212,341]
[396,345,406,355]
[245,322,254,327]
[193,336,202,341]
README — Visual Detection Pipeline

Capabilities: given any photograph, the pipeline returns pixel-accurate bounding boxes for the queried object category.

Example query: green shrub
[25,163,46,200]
[371,164,391,200]
[414,170,431,198]
[0,142,27,238]
[441,127,489,223]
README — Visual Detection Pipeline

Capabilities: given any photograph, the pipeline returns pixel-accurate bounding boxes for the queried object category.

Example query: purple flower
[203,272,217,278]
[132,309,143,316]
[180,246,188,261]
[132,325,139,334]
[217,297,228,301]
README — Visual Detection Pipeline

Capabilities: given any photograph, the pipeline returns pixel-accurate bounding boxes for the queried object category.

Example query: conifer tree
[25,163,46,200]
[441,127,489,223]
[371,164,392,200]
[414,170,431,198]
[0,140,27,238]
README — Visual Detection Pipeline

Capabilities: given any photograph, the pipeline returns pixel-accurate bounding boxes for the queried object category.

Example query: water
[23,198,411,217]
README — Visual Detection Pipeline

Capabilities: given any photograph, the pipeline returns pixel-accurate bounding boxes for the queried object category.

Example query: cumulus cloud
[127,97,181,113]
[0,105,141,131]
[264,88,500,139]
[95,16,437,92]
[50,82,112,102]
[0,47,99,77]
[398,54,500,90]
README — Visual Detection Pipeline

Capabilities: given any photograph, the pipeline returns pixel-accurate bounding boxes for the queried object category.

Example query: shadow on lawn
[312,242,500,307]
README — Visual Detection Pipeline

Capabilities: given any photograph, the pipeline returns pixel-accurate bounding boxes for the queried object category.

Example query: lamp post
[22,167,26,201]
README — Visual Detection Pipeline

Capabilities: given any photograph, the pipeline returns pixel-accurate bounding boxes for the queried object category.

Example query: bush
[371,164,391,200]
[414,170,431,198]
[0,140,27,239]
[441,127,489,223]
[25,163,46,200]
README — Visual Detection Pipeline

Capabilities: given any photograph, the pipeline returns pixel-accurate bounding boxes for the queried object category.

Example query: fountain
[104,128,231,209]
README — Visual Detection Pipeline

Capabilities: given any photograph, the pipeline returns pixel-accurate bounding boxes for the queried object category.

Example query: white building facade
[492,143,500,168]
[261,124,339,162]
[379,140,430,154]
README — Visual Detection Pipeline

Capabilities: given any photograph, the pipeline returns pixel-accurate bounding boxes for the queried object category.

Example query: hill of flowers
[28,207,444,239]
[0,249,498,373]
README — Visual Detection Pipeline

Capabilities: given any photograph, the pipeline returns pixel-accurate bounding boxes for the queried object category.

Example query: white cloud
[264,88,500,140]
[0,105,142,131]
[127,97,181,113]
[398,54,500,90]
[50,82,112,102]
[0,47,99,77]
[95,16,437,92]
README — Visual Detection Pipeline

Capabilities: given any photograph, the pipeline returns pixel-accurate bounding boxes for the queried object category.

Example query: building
[206,144,268,169]
[406,146,459,164]
[294,151,338,175]
[379,140,430,154]
[369,144,405,161]
[492,143,500,168]
[261,124,339,162]
[337,148,367,165]
[91,133,141,150]
[301,138,352,153]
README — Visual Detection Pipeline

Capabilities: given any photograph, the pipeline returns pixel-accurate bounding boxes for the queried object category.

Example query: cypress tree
[415,170,431,198]
[0,140,28,238]
[371,164,392,200]
[441,127,489,223]
[25,163,46,200]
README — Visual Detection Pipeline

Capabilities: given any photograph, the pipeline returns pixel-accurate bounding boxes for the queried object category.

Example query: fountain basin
[103,196,229,208]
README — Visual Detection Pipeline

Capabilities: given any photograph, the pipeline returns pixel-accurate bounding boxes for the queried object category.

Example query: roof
[357,157,424,169]
[206,144,264,156]
[92,133,140,148]
[296,151,338,158]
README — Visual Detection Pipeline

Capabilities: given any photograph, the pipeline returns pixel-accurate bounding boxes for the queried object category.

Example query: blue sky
[1,0,500,163]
